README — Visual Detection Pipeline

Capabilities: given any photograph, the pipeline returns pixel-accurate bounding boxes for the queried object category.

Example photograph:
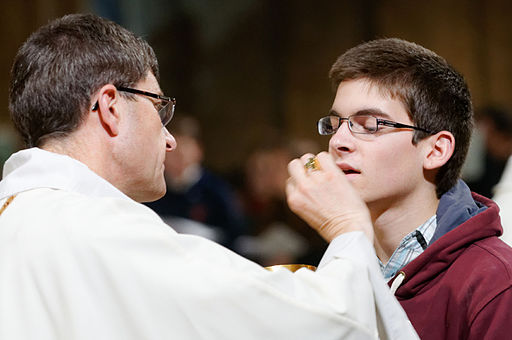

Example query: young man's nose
[329,121,355,153]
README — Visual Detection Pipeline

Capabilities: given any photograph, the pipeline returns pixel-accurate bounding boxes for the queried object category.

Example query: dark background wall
[1,0,511,175]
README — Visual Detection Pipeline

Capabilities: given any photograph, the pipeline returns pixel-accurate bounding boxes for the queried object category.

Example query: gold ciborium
[265,264,317,272]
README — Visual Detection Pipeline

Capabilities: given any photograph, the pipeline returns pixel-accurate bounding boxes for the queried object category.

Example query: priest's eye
[154,102,164,112]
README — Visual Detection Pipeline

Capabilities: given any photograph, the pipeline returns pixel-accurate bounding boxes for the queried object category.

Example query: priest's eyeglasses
[317,114,434,135]
[92,87,176,126]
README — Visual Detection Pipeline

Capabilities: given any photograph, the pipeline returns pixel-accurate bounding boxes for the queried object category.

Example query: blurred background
[2,0,512,264]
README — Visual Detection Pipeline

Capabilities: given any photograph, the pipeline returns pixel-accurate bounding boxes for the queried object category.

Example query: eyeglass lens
[117,87,175,127]
[318,115,379,135]
[318,116,340,135]
[159,101,175,127]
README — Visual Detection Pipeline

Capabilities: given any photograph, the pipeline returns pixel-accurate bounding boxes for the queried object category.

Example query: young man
[286,38,512,339]
[0,14,417,340]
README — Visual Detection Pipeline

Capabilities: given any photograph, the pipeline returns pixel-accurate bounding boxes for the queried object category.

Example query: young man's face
[328,79,428,211]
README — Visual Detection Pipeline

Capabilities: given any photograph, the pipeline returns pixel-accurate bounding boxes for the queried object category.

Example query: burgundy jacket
[389,181,512,340]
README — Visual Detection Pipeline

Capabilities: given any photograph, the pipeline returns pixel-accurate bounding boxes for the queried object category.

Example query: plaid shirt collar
[379,215,437,281]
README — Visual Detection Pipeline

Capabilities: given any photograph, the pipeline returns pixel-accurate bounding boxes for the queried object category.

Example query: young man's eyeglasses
[317,114,434,135]
[92,87,176,126]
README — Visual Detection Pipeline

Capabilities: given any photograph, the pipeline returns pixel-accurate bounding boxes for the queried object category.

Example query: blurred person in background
[486,107,512,245]
[146,115,245,249]
[466,106,512,198]
[235,134,328,266]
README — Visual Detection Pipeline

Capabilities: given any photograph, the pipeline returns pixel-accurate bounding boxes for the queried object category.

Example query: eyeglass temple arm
[90,89,176,111]
[118,87,173,102]
[378,119,433,134]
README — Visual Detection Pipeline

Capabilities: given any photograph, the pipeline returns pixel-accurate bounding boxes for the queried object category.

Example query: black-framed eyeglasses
[92,87,176,126]
[317,114,434,135]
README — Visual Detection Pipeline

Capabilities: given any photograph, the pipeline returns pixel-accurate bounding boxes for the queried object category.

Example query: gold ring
[304,157,321,171]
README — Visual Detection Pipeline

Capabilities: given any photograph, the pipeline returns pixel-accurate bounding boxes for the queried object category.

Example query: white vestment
[0,148,417,340]
[493,155,512,246]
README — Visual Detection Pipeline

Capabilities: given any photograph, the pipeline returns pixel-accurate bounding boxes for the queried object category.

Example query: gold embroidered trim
[0,195,16,216]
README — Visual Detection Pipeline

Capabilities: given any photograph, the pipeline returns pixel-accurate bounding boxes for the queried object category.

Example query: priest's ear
[422,131,455,170]
[91,84,121,137]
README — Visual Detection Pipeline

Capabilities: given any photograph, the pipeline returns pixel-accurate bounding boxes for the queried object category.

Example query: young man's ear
[423,131,455,170]
[92,84,121,137]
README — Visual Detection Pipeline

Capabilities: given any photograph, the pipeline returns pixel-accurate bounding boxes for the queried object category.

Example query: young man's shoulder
[398,234,512,340]
[472,234,512,259]
[464,235,512,283]
[454,236,512,331]
[440,223,512,298]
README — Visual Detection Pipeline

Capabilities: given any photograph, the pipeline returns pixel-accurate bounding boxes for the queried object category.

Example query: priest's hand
[286,152,374,243]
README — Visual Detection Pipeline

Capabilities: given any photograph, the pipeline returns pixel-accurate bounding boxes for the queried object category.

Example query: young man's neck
[370,188,440,264]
